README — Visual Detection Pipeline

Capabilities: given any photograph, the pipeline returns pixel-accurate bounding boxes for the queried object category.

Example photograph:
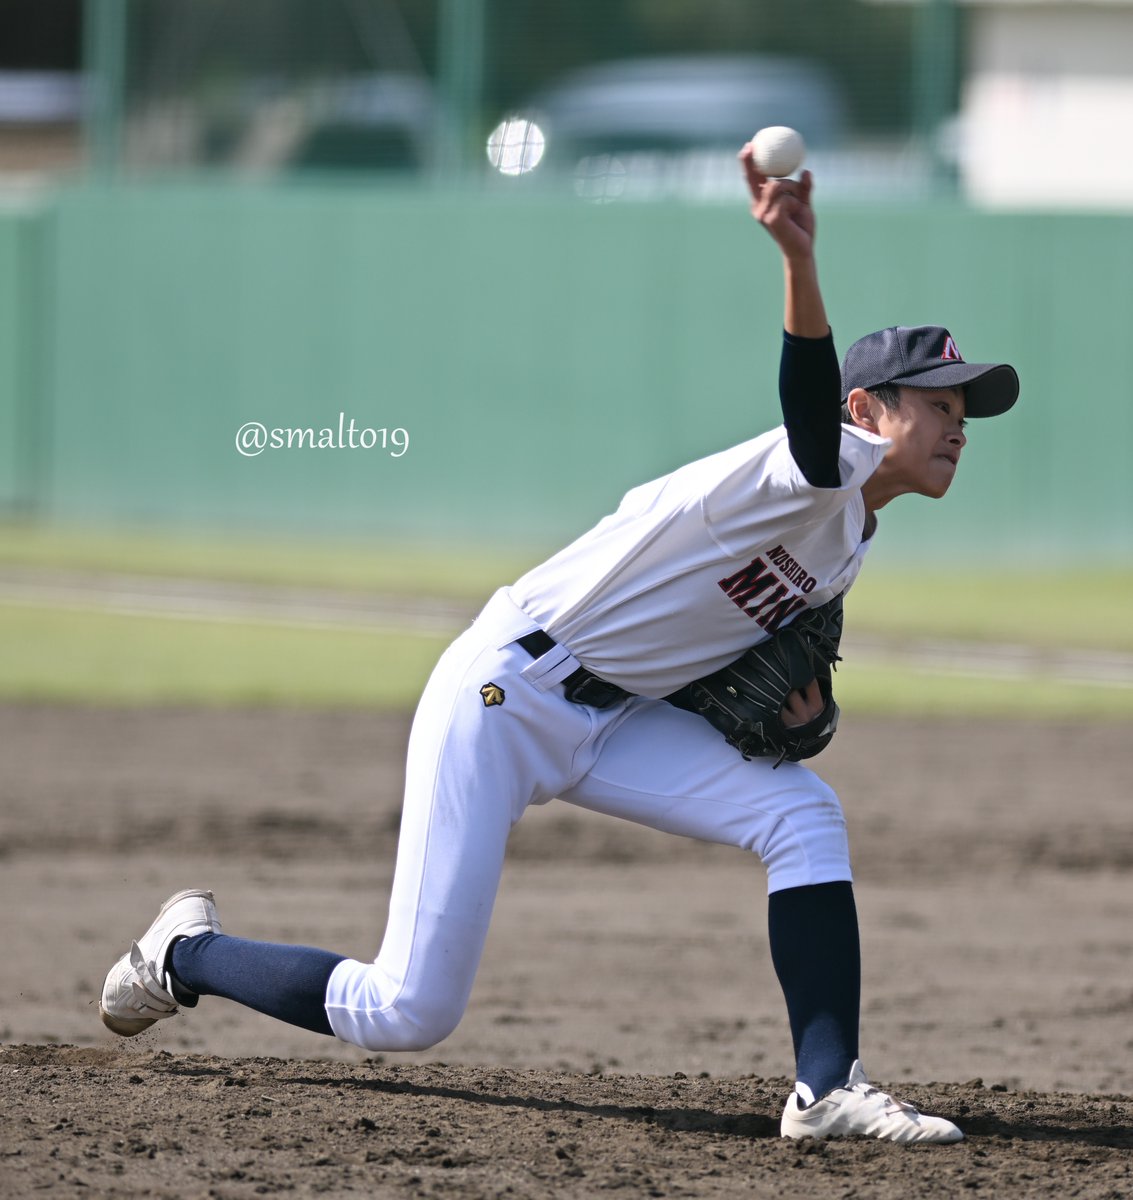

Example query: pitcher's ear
[846,387,882,432]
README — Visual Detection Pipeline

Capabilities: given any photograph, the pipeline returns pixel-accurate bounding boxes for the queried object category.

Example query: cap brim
[893,361,1019,418]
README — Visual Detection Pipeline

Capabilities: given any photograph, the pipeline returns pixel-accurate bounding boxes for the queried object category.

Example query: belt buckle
[563,674,626,710]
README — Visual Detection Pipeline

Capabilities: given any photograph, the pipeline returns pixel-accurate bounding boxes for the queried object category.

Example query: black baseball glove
[665,595,844,767]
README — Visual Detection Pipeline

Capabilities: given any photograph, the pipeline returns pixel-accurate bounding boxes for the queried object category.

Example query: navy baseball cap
[841,325,1019,418]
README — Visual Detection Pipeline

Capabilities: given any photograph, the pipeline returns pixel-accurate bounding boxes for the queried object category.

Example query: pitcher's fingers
[782,679,823,728]
[739,142,768,202]
[781,688,808,729]
[800,676,823,716]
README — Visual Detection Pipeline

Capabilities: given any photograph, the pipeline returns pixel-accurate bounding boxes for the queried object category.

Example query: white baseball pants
[324,588,851,1051]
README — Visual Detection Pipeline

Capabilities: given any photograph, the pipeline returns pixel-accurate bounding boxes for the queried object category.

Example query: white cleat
[98,888,221,1037]
[780,1060,963,1144]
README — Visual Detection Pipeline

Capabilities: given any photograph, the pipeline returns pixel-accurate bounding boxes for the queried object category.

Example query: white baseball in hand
[750,126,806,178]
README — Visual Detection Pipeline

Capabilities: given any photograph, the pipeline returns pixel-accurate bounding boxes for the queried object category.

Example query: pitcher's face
[874,387,968,499]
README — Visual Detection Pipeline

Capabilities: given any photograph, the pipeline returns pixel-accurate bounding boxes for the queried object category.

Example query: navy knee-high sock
[169,933,345,1037]
[767,881,860,1101]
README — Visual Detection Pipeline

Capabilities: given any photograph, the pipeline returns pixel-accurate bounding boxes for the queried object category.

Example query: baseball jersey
[509,423,889,698]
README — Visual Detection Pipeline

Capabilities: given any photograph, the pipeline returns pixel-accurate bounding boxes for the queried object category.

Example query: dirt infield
[2,704,1132,1197]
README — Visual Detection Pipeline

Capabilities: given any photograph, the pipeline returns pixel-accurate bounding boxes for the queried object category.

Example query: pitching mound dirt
[1,705,1131,1197]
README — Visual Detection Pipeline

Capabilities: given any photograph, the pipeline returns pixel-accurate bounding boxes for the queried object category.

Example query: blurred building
[877,0,1133,209]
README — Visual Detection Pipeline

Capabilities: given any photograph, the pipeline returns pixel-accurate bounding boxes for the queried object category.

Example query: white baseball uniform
[324,423,888,1051]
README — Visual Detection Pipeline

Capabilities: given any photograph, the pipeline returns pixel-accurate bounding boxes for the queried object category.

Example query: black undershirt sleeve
[778,329,843,488]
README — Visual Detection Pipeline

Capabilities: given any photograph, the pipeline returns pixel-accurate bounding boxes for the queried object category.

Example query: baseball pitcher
[98,146,1019,1143]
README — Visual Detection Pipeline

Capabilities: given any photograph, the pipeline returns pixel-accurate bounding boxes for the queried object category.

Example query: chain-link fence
[76,0,962,202]
[6,2,1133,208]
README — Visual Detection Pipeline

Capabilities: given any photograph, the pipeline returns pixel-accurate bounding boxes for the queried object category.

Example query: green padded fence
[3,182,1131,563]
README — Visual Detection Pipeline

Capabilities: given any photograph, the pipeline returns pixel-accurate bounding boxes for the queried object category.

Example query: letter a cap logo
[941,334,963,362]
[480,682,505,708]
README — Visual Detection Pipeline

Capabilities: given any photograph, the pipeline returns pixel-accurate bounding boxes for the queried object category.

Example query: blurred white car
[488,55,933,203]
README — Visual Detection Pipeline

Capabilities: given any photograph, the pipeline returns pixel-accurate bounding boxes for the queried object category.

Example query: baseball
[750,126,806,178]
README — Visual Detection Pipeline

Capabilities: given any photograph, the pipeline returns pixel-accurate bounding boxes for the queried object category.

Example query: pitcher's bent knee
[757,773,851,893]
[323,958,466,1052]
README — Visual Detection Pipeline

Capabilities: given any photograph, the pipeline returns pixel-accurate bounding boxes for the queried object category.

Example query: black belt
[516,630,633,710]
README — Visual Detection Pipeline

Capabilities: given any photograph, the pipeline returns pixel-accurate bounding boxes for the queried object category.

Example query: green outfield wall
[0,209,45,516]
[2,181,1131,563]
